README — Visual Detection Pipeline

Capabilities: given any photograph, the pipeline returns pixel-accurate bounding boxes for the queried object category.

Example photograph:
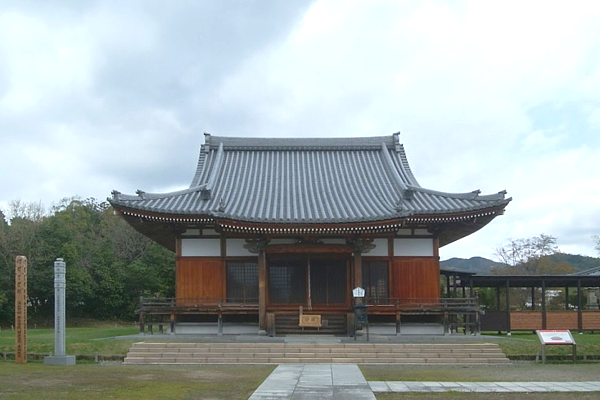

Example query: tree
[493,234,574,275]
[0,197,175,325]
[493,234,577,311]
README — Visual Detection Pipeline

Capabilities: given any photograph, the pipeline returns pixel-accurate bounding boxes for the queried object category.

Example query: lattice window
[226,262,258,303]
[311,259,347,304]
[268,260,306,304]
[363,261,389,304]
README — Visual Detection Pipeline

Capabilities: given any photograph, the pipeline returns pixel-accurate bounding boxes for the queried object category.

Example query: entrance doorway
[267,257,348,307]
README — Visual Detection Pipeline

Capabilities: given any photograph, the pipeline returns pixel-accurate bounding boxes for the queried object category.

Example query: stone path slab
[249,364,600,399]
[249,364,376,400]
[369,381,600,393]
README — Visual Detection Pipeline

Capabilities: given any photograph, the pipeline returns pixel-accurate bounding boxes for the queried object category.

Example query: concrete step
[124,342,510,365]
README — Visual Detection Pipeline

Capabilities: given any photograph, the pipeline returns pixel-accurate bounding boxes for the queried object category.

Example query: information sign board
[352,287,365,298]
[536,330,576,363]
[537,330,575,345]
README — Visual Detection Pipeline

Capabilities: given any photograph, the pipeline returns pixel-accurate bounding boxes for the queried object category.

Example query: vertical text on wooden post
[15,256,27,364]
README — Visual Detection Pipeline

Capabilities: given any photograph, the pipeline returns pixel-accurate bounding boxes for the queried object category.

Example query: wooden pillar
[505,280,511,334]
[496,286,501,311]
[531,287,535,311]
[577,279,583,333]
[453,275,457,298]
[15,256,27,364]
[565,286,569,311]
[258,250,267,332]
[541,279,547,329]
[353,251,362,305]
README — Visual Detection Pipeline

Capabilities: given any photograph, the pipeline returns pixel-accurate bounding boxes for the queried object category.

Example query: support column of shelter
[505,280,511,335]
[541,279,547,330]
[577,279,583,333]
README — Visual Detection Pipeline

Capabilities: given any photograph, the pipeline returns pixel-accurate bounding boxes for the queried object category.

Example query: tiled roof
[109,133,510,224]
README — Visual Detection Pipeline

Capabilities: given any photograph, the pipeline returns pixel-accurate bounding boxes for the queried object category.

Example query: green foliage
[0,197,175,324]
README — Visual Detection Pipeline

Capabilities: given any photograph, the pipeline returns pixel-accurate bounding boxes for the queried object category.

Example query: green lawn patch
[0,362,274,400]
[482,332,600,357]
[0,323,138,356]
[362,363,600,382]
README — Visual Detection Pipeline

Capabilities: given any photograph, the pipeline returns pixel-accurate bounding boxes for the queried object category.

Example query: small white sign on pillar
[44,258,76,366]
[352,287,365,298]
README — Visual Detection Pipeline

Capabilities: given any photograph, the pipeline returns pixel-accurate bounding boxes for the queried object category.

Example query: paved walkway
[249,364,600,399]
[369,380,600,393]
[248,364,376,399]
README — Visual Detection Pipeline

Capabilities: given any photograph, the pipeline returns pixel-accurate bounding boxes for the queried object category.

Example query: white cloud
[1,0,599,260]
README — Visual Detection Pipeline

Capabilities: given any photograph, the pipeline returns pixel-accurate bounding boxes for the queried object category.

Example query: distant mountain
[545,253,600,272]
[441,254,600,275]
[440,257,503,274]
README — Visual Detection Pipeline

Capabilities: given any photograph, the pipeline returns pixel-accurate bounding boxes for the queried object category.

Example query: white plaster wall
[367,238,389,256]
[181,238,221,257]
[226,239,253,256]
[393,238,434,256]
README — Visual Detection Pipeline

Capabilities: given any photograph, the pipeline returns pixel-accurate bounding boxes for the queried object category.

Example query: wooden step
[124,342,510,365]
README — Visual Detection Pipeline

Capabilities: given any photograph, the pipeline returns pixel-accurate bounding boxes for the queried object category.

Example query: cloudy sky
[1,0,599,261]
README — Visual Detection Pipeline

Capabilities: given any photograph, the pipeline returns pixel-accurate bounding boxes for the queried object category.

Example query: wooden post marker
[15,256,27,364]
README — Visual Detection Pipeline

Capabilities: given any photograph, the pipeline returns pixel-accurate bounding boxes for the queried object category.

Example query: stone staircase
[124,342,510,365]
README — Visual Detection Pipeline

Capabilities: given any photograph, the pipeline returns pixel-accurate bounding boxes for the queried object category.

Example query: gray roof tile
[109,133,511,223]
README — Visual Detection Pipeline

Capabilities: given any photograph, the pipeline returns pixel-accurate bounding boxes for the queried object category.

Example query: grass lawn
[0,362,274,400]
[482,331,600,357]
[361,363,600,382]
[0,322,139,356]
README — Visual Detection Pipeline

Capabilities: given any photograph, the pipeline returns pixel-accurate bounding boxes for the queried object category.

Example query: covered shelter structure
[442,269,600,334]
[109,133,511,335]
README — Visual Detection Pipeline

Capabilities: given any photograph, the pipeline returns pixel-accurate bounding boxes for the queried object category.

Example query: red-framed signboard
[536,330,576,363]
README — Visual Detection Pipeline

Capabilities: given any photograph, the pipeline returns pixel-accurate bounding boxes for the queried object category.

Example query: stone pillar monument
[15,256,27,364]
[44,258,76,365]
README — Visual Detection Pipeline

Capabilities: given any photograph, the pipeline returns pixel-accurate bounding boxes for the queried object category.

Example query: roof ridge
[203,133,398,150]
